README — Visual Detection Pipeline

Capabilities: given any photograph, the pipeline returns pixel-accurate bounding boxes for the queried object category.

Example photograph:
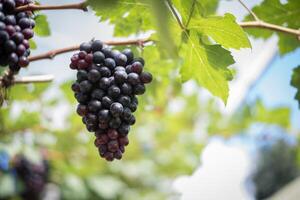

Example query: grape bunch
[70,40,152,161]
[13,155,49,200]
[0,0,35,72]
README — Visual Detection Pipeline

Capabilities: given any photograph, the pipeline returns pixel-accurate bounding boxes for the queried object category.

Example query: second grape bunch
[70,40,152,161]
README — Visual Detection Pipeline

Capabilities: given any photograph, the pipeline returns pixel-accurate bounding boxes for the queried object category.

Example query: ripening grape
[70,40,153,161]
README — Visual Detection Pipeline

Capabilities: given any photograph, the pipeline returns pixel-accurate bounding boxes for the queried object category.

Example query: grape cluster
[0,0,35,72]
[70,40,152,161]
[14,155,49,200]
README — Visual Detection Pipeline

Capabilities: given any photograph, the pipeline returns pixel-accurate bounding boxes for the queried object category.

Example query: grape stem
[237,0,300,40]
[28,38,153,62]
[15,1,88,12]
[239,21,300,39]
[12,74,54,84]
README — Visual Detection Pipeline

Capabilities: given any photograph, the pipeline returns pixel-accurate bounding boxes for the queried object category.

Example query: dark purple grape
[127,73,140,85]
[91,40,103,52]
[18,18,31,29]
[77,70,88,82]
[0,30,9,44]
[3,0,16,13]
[140,71,153,84]
[8,52,18,65]
[71,82,81,93]
[91,89,105,100]
[16,44,26,55]
[88,100,102,113]
[109,117,122,129]
[114,70,127,84]
[4,40,16,53]
[121,83,132,95]
[134,84,146,95]
[18,56,29,67]
[122,49,134,64]
[77,104,88,116]
[114,66,126,71]
[79,80,92,93]
[118,95,131,107]
[11,32,24,44]
[131,61,143,74]
[88,69,101,83]
[107,129,118,139]
[114,53,127,66]
[98,109,110,123]
[80,42,92,53]
[75,93,89,104]
[99,66,111,77]
[22,28,34,39]
[107,140,119,152]
[104,58,116,70]
[93,51,105,64]
[110,102,123,117]
[4,15,16,25]
[133,57,145,66]
[108,85,121,99]
[102,96,113,109]
[99,77,111,89]
[118,124,130,136]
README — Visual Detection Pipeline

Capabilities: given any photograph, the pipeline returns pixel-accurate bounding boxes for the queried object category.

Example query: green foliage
[244,0,300,55]
[190,14,251,50]
[180,31,235,103]
[291,66,300,108]
[34,14,51,37]
[86,0,251,103]
[206,100,291,137]
[0,77,203,199]
[253,140,299,200]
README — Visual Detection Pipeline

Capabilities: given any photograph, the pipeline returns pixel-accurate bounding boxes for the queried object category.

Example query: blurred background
[0,0,300,200]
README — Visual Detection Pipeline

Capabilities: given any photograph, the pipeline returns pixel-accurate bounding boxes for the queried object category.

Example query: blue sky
[247,49,300,129]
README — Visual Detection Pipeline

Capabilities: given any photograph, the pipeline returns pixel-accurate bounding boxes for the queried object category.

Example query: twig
[29,38,153,62]
[15,1,88,12]
[13,74,54,84]
[185,0,196,27]
[239,21,300,38]
[166,0,185,30]
[237,0,260,21]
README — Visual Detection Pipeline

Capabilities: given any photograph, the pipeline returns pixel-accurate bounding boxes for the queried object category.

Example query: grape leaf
[244,0,300,55]
[29,39,37,49]
[180,31,235,103]
[34,14,51,37]
[190,14,251,50]
[87,0,153,37]
[291,66,300,108]
[173,0,219,26]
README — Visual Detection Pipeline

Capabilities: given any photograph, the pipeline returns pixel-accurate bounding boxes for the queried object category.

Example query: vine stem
[239,21,300,38]
[29,38,153,62]
[166,0,185,30]
[237,0,260,21]
[15,1,88,12]
[12,74,54,84]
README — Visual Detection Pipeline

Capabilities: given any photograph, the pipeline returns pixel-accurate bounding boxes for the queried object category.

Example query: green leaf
[180,31,235,103]
[172,0,219,26]
[243,0,300,55]
[190,14,251,49]
[278,34,300,55]
[29,39,37,49]
[255,100,291,128]
[34,14,51,37]
[291,65,300,108]
[245,0,300,28]
[87,0,153,37]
